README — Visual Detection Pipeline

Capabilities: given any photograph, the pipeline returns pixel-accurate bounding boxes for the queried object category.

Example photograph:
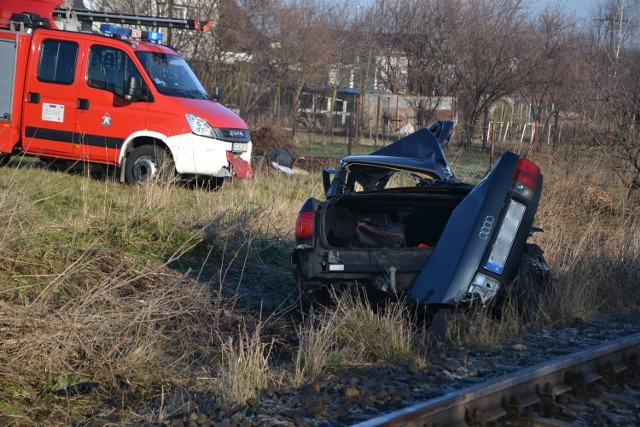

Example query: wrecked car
[290,120,549,315]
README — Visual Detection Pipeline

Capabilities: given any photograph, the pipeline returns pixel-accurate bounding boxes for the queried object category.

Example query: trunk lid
[408,152,543,306]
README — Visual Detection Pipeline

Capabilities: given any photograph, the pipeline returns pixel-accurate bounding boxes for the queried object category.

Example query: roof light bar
[100,23,129,37]
[99,23,163,42]
[144,30,163,41]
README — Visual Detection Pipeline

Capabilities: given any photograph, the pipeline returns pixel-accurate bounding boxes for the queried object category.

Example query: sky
[354,0,605,22]
[535,0,601,21]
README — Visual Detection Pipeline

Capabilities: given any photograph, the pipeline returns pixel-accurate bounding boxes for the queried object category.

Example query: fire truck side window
[37,40,78,85]
[87,46,146,98]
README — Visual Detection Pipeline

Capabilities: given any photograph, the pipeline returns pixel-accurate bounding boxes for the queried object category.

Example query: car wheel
[125,145,174,185]
[205,177,225,190]
[510,243,550,319]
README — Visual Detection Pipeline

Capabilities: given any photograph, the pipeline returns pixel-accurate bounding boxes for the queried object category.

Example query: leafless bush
[251,122,297,158]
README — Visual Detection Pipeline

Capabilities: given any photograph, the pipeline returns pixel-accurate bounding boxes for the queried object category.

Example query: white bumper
[164,132,252,177]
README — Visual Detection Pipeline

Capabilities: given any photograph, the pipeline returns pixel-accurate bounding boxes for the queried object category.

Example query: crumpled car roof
[339,120,456,182]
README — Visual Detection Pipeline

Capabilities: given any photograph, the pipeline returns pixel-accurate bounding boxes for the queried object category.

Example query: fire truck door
[75,44,150,164]
[21,34,81,158]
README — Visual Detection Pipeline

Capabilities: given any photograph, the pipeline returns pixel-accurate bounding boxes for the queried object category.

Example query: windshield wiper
[160,87,199,98]
[187,89,210,99]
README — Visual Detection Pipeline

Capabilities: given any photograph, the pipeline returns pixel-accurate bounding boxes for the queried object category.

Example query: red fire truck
[0,0,253,185]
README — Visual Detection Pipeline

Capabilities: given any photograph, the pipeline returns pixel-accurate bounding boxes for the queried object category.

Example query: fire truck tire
[125,145,174,185]
[0,153,10,166]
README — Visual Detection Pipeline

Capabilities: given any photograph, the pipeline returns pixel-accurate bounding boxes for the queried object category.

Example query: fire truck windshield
[136,52,210,100]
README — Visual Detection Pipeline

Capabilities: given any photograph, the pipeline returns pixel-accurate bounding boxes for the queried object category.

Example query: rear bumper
[291,246,432,292]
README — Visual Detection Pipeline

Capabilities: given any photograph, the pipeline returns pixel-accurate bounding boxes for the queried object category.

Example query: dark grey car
[290,120,549,315]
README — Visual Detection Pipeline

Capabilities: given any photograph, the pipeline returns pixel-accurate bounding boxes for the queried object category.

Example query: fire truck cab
[0,0,253,185]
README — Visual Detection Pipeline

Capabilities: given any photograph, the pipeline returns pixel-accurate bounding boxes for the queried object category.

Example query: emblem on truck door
[101,113,112,126]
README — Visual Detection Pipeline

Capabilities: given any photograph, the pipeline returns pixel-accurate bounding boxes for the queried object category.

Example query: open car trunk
[323,191,469,249]
[314,189,470,293]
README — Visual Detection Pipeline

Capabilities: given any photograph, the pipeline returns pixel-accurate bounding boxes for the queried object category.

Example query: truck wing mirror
[211,84,221,101]
[125,76,149,101]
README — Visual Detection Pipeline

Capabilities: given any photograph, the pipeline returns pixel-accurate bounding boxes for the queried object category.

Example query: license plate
[232,142,248,152]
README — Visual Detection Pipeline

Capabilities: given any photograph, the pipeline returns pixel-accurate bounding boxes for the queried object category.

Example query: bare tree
[385,0,463,125]
[274,0,343,128]
[518,6,586,147]
[366,0,413,94]
[369,0,537,146]
[589,0,640,189]
[448,0,536,146]
[385,0,461,97]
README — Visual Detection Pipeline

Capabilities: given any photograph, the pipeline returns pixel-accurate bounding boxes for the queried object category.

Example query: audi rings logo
[478,216,495,240]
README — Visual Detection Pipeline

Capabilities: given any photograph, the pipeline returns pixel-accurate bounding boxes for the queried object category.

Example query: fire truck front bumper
[165,133,253,178]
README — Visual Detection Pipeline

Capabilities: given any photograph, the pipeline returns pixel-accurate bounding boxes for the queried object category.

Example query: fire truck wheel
[0,153,10,166]
[125,145,174,185]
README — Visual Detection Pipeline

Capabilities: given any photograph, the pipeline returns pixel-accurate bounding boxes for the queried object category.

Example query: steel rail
[353,332,640,427]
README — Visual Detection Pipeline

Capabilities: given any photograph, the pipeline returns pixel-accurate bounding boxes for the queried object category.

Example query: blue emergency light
[99,23,163,42]
[144,31,163,42]
[100,23,131,37]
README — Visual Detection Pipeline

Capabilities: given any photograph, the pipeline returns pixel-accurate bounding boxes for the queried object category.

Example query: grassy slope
[0,160,320,424]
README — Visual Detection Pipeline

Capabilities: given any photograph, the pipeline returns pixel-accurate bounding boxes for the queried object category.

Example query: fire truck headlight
[186,114,216,138]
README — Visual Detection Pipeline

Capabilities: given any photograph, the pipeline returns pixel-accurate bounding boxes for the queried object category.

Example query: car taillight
[295,211,314,239]
[513,158,540,199]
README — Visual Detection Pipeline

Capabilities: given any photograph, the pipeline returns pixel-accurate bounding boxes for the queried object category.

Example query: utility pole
[482,107,489,152]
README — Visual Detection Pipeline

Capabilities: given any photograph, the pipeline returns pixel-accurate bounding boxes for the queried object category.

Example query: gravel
[154,309,640,427]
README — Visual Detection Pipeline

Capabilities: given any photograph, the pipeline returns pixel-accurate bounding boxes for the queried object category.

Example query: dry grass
[0,162,316,424]
[0,248,226,424]
[329,291,415,363]
[293,310,337,385]
[445,299,529,348]
[530,149,640,323]
[217,322,278,404]
[292,290,416,386]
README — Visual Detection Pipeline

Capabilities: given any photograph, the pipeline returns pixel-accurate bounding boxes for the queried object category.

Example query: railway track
[353,332,640,427]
